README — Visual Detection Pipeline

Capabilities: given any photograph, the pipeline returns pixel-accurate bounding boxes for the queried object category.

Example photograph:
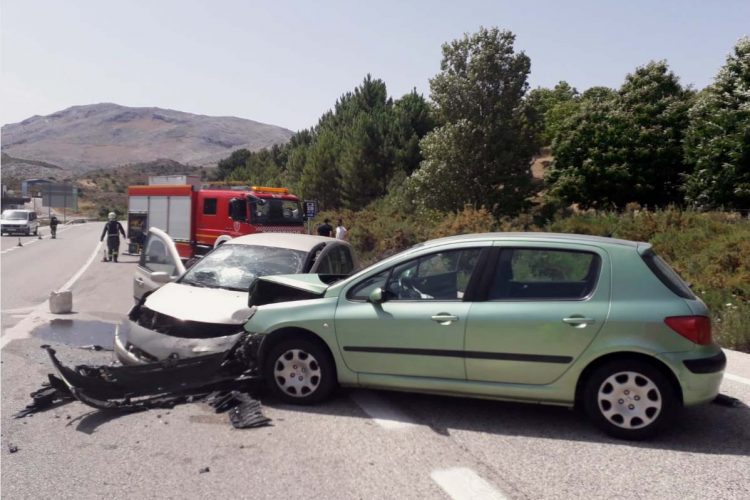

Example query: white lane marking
[431,467,507,500]
[2,238,39,253]
[1,307,35,314]
[350,390,418,430]
[0,227,72,254]
[0,240,103,350]
[725,373,750,387]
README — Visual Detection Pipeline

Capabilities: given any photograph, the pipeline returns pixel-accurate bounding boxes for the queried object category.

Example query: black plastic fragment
[8,444,19,453]
[80,345,106,351]
[206,391,240,413]
[19,333,271,429]
[13,375,74,418]
[228,394,271,429]
[207,390,271,428]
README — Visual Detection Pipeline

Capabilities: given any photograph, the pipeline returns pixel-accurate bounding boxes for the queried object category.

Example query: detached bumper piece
[15,334,271,429]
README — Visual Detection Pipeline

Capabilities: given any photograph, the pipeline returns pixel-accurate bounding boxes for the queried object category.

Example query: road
[1,226,749,499]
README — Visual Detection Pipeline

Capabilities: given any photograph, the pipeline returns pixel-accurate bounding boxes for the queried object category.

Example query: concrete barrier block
[49,290,73,314]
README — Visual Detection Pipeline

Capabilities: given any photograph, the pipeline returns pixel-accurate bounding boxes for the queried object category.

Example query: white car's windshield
[2,210,28,220]
[179,244,307,291]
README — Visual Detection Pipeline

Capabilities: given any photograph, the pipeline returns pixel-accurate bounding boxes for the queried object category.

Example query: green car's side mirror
[368,287,385,304]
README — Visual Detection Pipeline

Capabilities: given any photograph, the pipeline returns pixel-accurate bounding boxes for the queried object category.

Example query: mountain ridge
[1,103,294,176]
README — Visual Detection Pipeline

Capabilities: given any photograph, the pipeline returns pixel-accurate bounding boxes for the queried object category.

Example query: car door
[310,243,358,276]
[465,243,610,385]
[334,245,488,380]
[133,227,186,301]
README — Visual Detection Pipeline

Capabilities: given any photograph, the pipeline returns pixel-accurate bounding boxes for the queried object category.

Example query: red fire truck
[127,176,305,259]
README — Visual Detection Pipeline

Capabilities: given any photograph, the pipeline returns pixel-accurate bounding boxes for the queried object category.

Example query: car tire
[33,227,38,236]
[264,337,336,405]
[583,359,678,440]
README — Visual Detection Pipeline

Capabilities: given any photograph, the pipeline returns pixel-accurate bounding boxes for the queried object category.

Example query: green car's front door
[335,247,487,380]
[465,244,610,385]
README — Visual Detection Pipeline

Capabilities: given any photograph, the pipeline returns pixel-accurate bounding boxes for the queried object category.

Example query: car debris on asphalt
[14,335,272,429]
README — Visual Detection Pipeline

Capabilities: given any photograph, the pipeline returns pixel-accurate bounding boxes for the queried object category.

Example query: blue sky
[1,0,748,131]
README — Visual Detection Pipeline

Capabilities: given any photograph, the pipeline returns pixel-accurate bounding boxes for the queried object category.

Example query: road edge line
[724,373,750,386]
[1,241,102,350]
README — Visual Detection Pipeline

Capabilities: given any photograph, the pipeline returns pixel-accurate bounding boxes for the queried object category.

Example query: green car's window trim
[485,247,602,302]
[346,269,392,301]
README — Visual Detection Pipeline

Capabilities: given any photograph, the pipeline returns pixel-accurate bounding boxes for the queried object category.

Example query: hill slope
[1,103,294,175]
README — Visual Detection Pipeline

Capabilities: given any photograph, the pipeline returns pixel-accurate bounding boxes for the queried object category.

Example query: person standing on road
[335,218,348,240]
[100,212,126,262]
[317,218,333,237]
[49,215,59,239]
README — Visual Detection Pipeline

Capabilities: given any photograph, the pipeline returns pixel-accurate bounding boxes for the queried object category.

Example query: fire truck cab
[128,177,305,259]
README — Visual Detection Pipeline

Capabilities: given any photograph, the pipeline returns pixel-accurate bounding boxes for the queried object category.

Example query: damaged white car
[115,232,358,364]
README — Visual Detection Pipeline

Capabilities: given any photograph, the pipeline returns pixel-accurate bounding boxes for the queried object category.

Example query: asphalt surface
[1,225,749,499]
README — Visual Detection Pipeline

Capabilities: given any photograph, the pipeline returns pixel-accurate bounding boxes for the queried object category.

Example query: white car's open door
[133,227,187,302]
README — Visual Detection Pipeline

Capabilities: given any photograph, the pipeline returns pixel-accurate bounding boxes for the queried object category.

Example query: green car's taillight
[664,316,712,345]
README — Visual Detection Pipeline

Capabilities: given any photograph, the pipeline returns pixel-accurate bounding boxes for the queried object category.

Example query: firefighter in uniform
[100,212,126,262]
[49,215,59,239]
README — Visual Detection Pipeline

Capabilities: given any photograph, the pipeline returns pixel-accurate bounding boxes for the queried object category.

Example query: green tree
[339,112,392,208]
[547,62,692,209]
[335,76,394,208]
[213,75,436,209]
[545,90,628,208]
[216,149,252,179]
[283,129,313,191]
[410,27,538,216]
[391,89,436,178]
[527,81,579,145]
[299,128,341,209]
[683,37,750,209]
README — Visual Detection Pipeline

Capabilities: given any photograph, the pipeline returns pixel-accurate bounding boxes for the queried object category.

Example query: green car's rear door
[465,243,610,385]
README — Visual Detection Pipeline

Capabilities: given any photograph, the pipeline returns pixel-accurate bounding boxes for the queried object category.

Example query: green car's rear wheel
[584,359,678,440]
[264,337,336,405]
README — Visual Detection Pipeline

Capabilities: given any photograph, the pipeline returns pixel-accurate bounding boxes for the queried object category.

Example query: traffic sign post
[304,200,318,234]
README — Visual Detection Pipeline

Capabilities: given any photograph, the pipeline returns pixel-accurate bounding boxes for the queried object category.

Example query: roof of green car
[418,232,644,249]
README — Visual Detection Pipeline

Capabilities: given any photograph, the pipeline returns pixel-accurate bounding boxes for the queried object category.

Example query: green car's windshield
[2,210,28,220]
[179,244,307,291]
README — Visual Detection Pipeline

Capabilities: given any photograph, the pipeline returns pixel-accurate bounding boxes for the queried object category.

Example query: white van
[0,209,40,236]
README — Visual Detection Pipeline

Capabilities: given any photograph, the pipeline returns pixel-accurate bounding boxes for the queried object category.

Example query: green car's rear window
[641,250,695,300]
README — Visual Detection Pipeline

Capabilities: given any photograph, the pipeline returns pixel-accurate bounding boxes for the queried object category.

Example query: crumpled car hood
[145,282,252,324]
[248,274,341,307]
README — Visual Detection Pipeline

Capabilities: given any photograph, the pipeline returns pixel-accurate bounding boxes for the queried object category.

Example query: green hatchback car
[243,233,725,440]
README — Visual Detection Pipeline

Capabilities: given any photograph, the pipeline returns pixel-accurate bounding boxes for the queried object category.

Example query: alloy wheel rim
[273,349,321,398]
[597,371,662,429]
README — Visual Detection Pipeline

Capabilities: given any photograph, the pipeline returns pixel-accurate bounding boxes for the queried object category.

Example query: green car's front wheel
[264,337,336,405]
[583,359,678,440]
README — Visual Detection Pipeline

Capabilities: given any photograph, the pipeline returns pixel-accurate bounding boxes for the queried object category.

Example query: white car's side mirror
[150,271,172,284]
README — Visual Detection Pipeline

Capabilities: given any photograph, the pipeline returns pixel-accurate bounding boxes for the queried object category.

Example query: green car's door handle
[562,316,596,327]
[431,314,459,325]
